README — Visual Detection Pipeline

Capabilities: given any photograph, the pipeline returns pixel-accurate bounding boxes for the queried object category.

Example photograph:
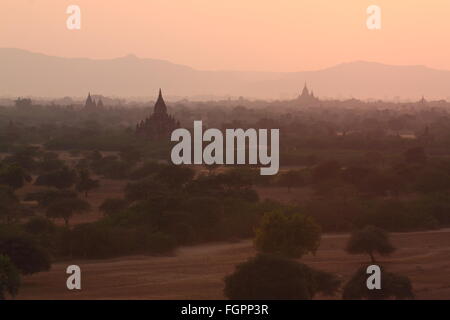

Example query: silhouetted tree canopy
[25,189,77,208]
[46,198,90,226]
[0,254,20,300]
[0,163,31,189]
[404,146,427,164]
[76,169,99,197]
[35,166,76,189]
[155,165,195,189]
[346,225,395,263]
[255,211,321,259]
[0,235,51,275]
[0,186,21,224]
[313,160,341,182]
[99,198,128,216]
[343,265,414,300]
[278,170,304,192]
[224,254,340,300]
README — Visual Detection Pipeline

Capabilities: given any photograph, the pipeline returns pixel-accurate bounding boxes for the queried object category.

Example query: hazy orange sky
[1,0,449,72]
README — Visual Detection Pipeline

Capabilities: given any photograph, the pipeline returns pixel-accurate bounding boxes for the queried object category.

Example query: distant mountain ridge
[1,48,450,100]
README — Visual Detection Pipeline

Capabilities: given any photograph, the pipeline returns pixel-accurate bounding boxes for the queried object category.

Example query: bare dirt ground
[16,228,450,300]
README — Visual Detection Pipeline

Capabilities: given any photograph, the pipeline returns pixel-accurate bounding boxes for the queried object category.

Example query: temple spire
[301,82,309,97]
[154,88,167,115]
[84,92,95,109]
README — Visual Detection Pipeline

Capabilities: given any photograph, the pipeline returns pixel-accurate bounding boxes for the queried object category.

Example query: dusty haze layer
[1,48,450,100]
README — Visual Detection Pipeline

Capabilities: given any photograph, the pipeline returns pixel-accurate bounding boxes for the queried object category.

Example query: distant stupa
[84,93,96,109]
[136,89,180,139]
[297,82,320,106]
[84,93,105,110]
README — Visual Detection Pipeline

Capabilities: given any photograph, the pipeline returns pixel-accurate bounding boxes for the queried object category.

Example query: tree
[99,198,128,216]
[38,152,65,172]
[341,166,370,187]
[2,146,38,171]
[76,169,99,197]
[414,168,450,194]
[0,186,20,224]
[125,177,171,202]
[0,236,51,275]
[0,255,20,300]
[184,196,222,231]
[404,146,427,164]
[313,160,340,183]
[119,146,142,165]
[346,226,395,263]
[155,165,195,189]
[24,189,78,208]
[15,97,32,108]
[87,150,103,162]
[218,168,257,190]
[255,211,321,259]
[46,198,90,227]
[224,254,339,300]
[278,170,303,192]
[0,163,32,189]
[35,166,76,189]
[129,161,162,180]
[343,265,414,300]
[24,217,57,247]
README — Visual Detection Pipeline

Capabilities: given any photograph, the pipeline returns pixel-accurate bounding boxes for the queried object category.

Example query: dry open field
[8,154,450,300]
[16,228,450,300]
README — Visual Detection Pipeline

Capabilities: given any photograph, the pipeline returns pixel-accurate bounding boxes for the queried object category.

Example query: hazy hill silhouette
[1,48,450,100]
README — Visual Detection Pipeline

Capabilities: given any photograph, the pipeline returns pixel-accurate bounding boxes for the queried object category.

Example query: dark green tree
[155,165,195,189]
[313,160,340,183]
[76,169,99,197]
[255,211,321,259]
[0,186,20,224]
[224,254,339,300]
[119,146,142,165]
[99,198,128,216]
[0,163,31,189]
[35,166,76,189]
[404,146,427,164]
[46,198,90,227]
[346,226,395,263]
[343,265,414,300]
[0,236,51,275]
[278,170,303,192]
[0,254,21,300]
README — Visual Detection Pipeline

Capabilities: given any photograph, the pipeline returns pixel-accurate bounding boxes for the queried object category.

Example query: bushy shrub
[34,166,76,189]
[58,223,176,259]
[0,163,31,189]
[355,200,437,232]
[255,211,321,258]
[0,235,51,275]
[0,254,21,300]
[23,217,57,249]
[24,217,56,235]
[346,226,395,263]
[24,189,78,208]
[46,198,90,226]
[144,232,177,255]
[343,265,414,300]
[224,254,339,300]
[129,161,163,180]
[99,198,129,216]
